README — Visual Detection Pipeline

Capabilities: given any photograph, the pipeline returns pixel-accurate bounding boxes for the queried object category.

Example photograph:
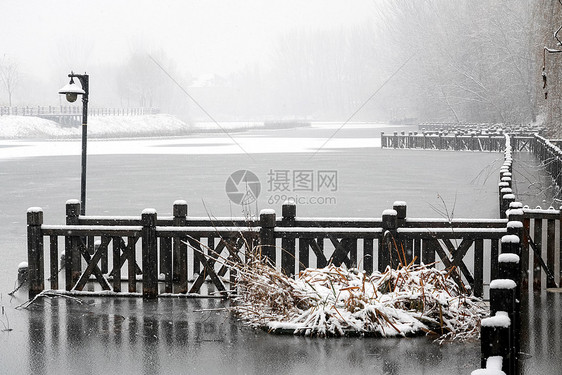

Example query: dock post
[65,199,81,290]
[27,207,44,298]
[281,202,296,276]
[260,209,276,265]
[481,313,512,374]
[142,209,158,299]
[380,209,398,270]
[173,200,188,293]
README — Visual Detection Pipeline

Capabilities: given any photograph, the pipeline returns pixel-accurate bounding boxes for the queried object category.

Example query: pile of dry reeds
[230,249,486,341]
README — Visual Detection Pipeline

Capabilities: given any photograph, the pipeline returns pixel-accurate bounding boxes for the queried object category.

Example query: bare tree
[0,55,19,107]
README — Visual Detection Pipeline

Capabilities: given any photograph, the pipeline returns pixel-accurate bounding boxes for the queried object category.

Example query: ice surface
[0,116,381,158]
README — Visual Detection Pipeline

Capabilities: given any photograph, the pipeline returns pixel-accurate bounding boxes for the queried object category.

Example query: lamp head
[58,77,85,103]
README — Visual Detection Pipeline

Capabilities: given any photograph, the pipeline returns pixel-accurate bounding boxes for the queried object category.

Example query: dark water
[0,125,559,374]
[6,296,480,375]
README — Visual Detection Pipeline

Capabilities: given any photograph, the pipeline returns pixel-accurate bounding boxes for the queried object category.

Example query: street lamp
[59,72,89,215]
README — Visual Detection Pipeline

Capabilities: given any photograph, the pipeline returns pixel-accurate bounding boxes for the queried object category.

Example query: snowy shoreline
[0,115,316,139]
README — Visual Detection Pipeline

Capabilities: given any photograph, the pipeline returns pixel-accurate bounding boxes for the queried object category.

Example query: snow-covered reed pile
[232,254,486,341]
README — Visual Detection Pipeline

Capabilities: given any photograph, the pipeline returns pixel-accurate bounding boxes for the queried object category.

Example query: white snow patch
[501,235,519,244]
[506,221,523,228]
[382,209,397,216]
[487,356,504,371]
[498,254,520,264]
[260,209,276,215]
[481,312,510,328]
[490,279,517,290]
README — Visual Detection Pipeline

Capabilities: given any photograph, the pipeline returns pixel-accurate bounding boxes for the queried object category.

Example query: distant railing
[0,106,160,117]
[0,106,160,126]
[418,122,544,134]
[381,130,539,153]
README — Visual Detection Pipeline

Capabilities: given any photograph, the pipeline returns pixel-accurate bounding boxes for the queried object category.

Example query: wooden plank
[363,238,374,274]
[473,239,484,297]
[298,238,309,272]
[547,219,557,288]
[127,236,138,293]
[413,239,421,265]
[100,235,108,274]
[329,237,351,267]
[49,235,58,290]
[112,236,121,292]
[533,219,543,291]
[187,237,226,295]
[421,239,436,266]
[74,236,111,291]
[160,236,172,293]
[281,234,296,276]
[521,218,530,293]
[490,238,499,281]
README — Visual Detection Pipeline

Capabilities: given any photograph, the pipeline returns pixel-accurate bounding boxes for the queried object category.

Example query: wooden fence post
[500,193,515,219]
[481,313,512,374]
[171,200,187,293]
[260,209,276,265]
[65,199,81,290]
[142,209,158,298]
[27,207,44,298]
[393,201,410,263]
[380,209,398,270]
[281,202,296,276]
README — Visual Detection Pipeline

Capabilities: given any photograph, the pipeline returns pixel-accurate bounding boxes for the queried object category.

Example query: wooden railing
[28,200,514,300]
[417,122,544,134]
[0,106,160,117]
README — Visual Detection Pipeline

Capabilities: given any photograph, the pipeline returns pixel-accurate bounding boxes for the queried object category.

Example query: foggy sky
[1,0,375,80]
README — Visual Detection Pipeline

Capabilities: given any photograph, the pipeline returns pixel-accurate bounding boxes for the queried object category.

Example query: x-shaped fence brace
[72,236,143,292]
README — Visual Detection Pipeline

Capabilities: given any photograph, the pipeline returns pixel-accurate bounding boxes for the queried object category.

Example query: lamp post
[58,72,89,215]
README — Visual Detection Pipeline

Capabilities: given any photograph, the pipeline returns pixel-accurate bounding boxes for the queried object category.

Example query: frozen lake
[0,123,557,374]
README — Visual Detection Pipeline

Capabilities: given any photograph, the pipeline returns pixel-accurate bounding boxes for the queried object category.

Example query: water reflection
[520,292,562,374]
[25,297,480,374]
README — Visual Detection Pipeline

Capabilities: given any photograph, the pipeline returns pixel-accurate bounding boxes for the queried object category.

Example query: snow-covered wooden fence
[28,200,516,300]
[417,122,544,134]
[380,131,541,152]
[381,130,507,151]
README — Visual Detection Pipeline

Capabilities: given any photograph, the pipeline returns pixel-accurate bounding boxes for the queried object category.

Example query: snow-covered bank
[0,114,193,139]
[0,115,309,139]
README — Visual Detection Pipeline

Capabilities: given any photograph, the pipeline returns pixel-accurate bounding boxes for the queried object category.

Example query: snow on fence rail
[28,200,516,300]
